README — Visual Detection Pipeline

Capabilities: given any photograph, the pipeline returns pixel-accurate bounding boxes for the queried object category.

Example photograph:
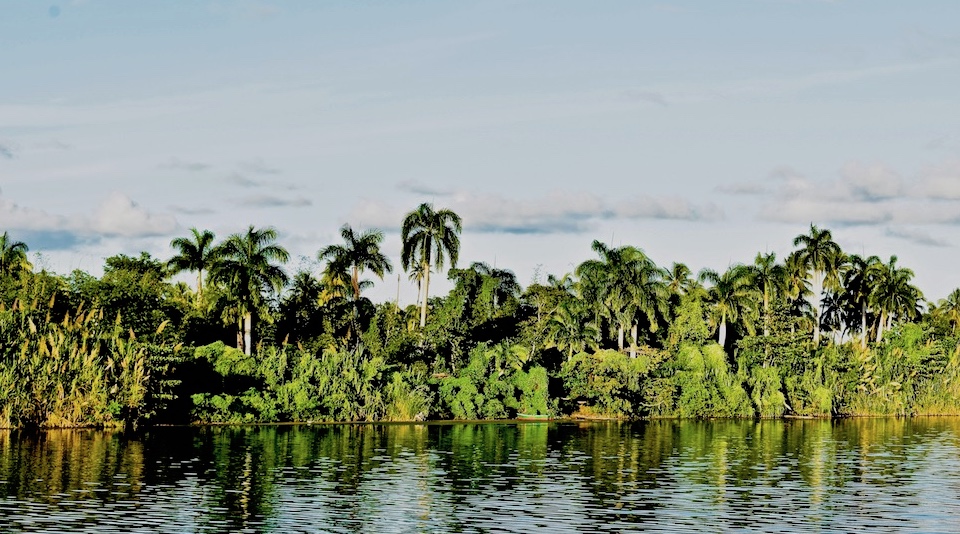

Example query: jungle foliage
[2,218,960,428]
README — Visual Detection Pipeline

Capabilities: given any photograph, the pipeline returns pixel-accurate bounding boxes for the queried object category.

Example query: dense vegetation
[2,208,960,428]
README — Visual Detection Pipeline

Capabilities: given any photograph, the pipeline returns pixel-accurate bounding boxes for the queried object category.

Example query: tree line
[2,204,960,428]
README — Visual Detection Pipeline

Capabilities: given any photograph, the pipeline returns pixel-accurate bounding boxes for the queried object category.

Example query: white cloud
[90,192,178,237]
[914,160,960,199]
[0,191,178,240]
[756,159,960,226]
[347,189,723,235]
[839,162,903,201]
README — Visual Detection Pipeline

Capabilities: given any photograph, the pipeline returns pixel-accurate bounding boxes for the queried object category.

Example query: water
[1,419,960,533]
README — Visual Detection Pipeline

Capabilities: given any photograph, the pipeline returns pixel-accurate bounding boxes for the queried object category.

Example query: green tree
[545,299,599,359]
[318,224,392,301]
[699,265,757,350]
[933,288,960,334]
[167,228,219,302]
[843,254,880,347]
[401,203,462,328]
[793,224,842,344]
[470,262,520,313]
[576,241,668,357]
[210,226,289,355]
[665,262,698,296]
[869,255,922,343]
[0,231,31,278]
[745,252,786,338]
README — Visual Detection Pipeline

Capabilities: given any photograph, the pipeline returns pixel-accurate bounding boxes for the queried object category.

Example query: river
[1,419,959,532]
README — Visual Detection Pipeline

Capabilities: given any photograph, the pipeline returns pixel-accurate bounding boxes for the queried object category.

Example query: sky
[2,0,960,305]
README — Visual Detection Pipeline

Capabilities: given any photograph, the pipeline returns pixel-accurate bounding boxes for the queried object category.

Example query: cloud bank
[0,191,178,248]
[348,188,723,234]
[716,159,960,228]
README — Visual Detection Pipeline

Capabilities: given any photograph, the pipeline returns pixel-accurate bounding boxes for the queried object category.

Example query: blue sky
[2,0,960,303]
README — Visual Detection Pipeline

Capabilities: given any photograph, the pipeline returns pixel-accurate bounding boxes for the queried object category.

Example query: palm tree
[167,228,219,302]
[401,203,463,328]
[210,225,289,355]
[0,231,31,278]
[843,254,880,347]
[934,288,960,334]
[545,299,599,359]
[869,255,922,343]
[576,241,667,357]
[318,224,392,301]
[793,224,842,344]
[745,252,786,337]
[699,265,757,350]
[665,262,698,296]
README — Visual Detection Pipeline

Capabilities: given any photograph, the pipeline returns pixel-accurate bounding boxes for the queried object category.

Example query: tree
[935,288,960,334]
[576,241,667,357]
[665,262,698,296]
[545,299,599,359]
[843,254,880,347]
[869,255,922,343]
[792,224,842,344]
[0,231,31,278]
[699,265,757,350]
[318,224,392,301]
[471,262,520,313]
[167,228,219,302]
[745,252,785,338]
[401,203,463,328]
[210,226,289,355]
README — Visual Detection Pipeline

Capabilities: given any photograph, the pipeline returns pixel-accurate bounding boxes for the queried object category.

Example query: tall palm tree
[699,265,757,350]
[210,225,289,355]
[401,203,463,328]
[0,231,31,278]
[576,241,667,357]
[934,288,960,334]
[318,224,392,301]
[167,227,219,302]
[793,224,842,344]
[843,254,880,347]
[869,255,922,343]
[745,252,786,337]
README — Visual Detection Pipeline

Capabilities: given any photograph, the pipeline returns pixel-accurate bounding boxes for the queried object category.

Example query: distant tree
[745,252,786,338]
[210,226,289,355]
[869,255,922,343]
[0,231,31,278]
[699,265,757,350]
[401,203,462,328]
[318,224,392,301]
[793,224,842,344]
[167,228,219,302]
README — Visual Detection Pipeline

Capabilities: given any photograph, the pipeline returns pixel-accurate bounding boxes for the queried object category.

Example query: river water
[1,419,959,533]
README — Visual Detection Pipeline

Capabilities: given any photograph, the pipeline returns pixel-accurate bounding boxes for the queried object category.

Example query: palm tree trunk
[352,266,360,301]
[243,312,253,356]
[813,271,823,345]
[419,262,430,328]
[630,324,638,359]
[875,311,885,343]
[618,325,624,353]
[719,318,727,349]
[860,303,868,348]
[763,289,770,338]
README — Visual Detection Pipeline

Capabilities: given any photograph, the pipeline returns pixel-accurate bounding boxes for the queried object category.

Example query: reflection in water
[1,419,960,532]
